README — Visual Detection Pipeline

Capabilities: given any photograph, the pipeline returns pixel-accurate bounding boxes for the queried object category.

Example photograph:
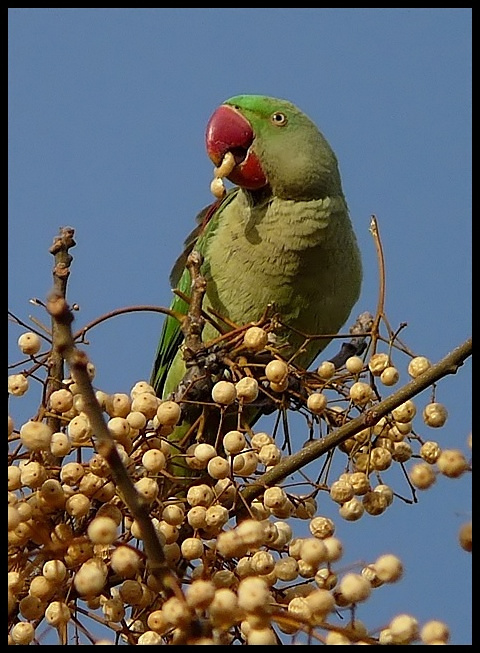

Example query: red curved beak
[205,104,267,190]
[206,104,253,166]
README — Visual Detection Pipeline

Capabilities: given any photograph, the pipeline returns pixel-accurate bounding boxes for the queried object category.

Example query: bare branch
[239,336,472,506]
[46,291,183,600]
[72,305,185,342]
[182,250,208,356]
[46,227,76,432]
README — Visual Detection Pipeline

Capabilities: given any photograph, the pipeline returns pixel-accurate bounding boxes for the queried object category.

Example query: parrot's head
[205,94,342,200]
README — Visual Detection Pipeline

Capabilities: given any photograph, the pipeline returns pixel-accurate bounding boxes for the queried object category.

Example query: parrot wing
[151,188,239,396]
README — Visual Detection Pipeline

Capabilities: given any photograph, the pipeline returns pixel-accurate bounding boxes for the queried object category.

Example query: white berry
[17,332,42,355]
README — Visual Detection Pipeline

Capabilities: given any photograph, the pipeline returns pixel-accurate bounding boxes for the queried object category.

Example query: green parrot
[151,94,362,463]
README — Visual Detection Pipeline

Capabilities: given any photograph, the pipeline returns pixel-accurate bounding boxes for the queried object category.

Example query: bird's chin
[227,149,267,190]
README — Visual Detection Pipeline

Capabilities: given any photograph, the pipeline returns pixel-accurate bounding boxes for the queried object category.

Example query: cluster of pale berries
[8,328,469,644]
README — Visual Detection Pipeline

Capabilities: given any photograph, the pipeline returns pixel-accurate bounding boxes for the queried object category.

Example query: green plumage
[151,95,362,449]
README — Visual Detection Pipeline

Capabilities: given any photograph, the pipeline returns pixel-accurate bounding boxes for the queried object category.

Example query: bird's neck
[242,183,337,207]
[242,185,273,208]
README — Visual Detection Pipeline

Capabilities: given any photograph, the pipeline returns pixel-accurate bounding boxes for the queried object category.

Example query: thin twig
[172,288,229,335]
[182,250,207,356]
[72,305,185,343]
[369,215,386,351]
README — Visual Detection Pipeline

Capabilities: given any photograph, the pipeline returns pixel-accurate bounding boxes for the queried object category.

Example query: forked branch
[240,336,472,506]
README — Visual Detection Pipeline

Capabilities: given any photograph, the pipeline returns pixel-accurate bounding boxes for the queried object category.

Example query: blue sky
[9,8,471,644]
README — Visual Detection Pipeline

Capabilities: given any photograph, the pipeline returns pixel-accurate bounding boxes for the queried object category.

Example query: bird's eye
[271,112,288,126]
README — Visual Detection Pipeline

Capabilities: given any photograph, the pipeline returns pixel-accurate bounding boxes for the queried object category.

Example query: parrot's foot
[328,339,368,370]
[328,311,374,369]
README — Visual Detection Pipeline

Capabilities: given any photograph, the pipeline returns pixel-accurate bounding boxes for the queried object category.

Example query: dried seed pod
[243,326,268,351]
[235,376,259,403]
[211,380,236,405]
[20,420,53,452]
[265,359,288,383]
[338,572,372,603]
[8,373,29,396]
[307,392,328,414]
